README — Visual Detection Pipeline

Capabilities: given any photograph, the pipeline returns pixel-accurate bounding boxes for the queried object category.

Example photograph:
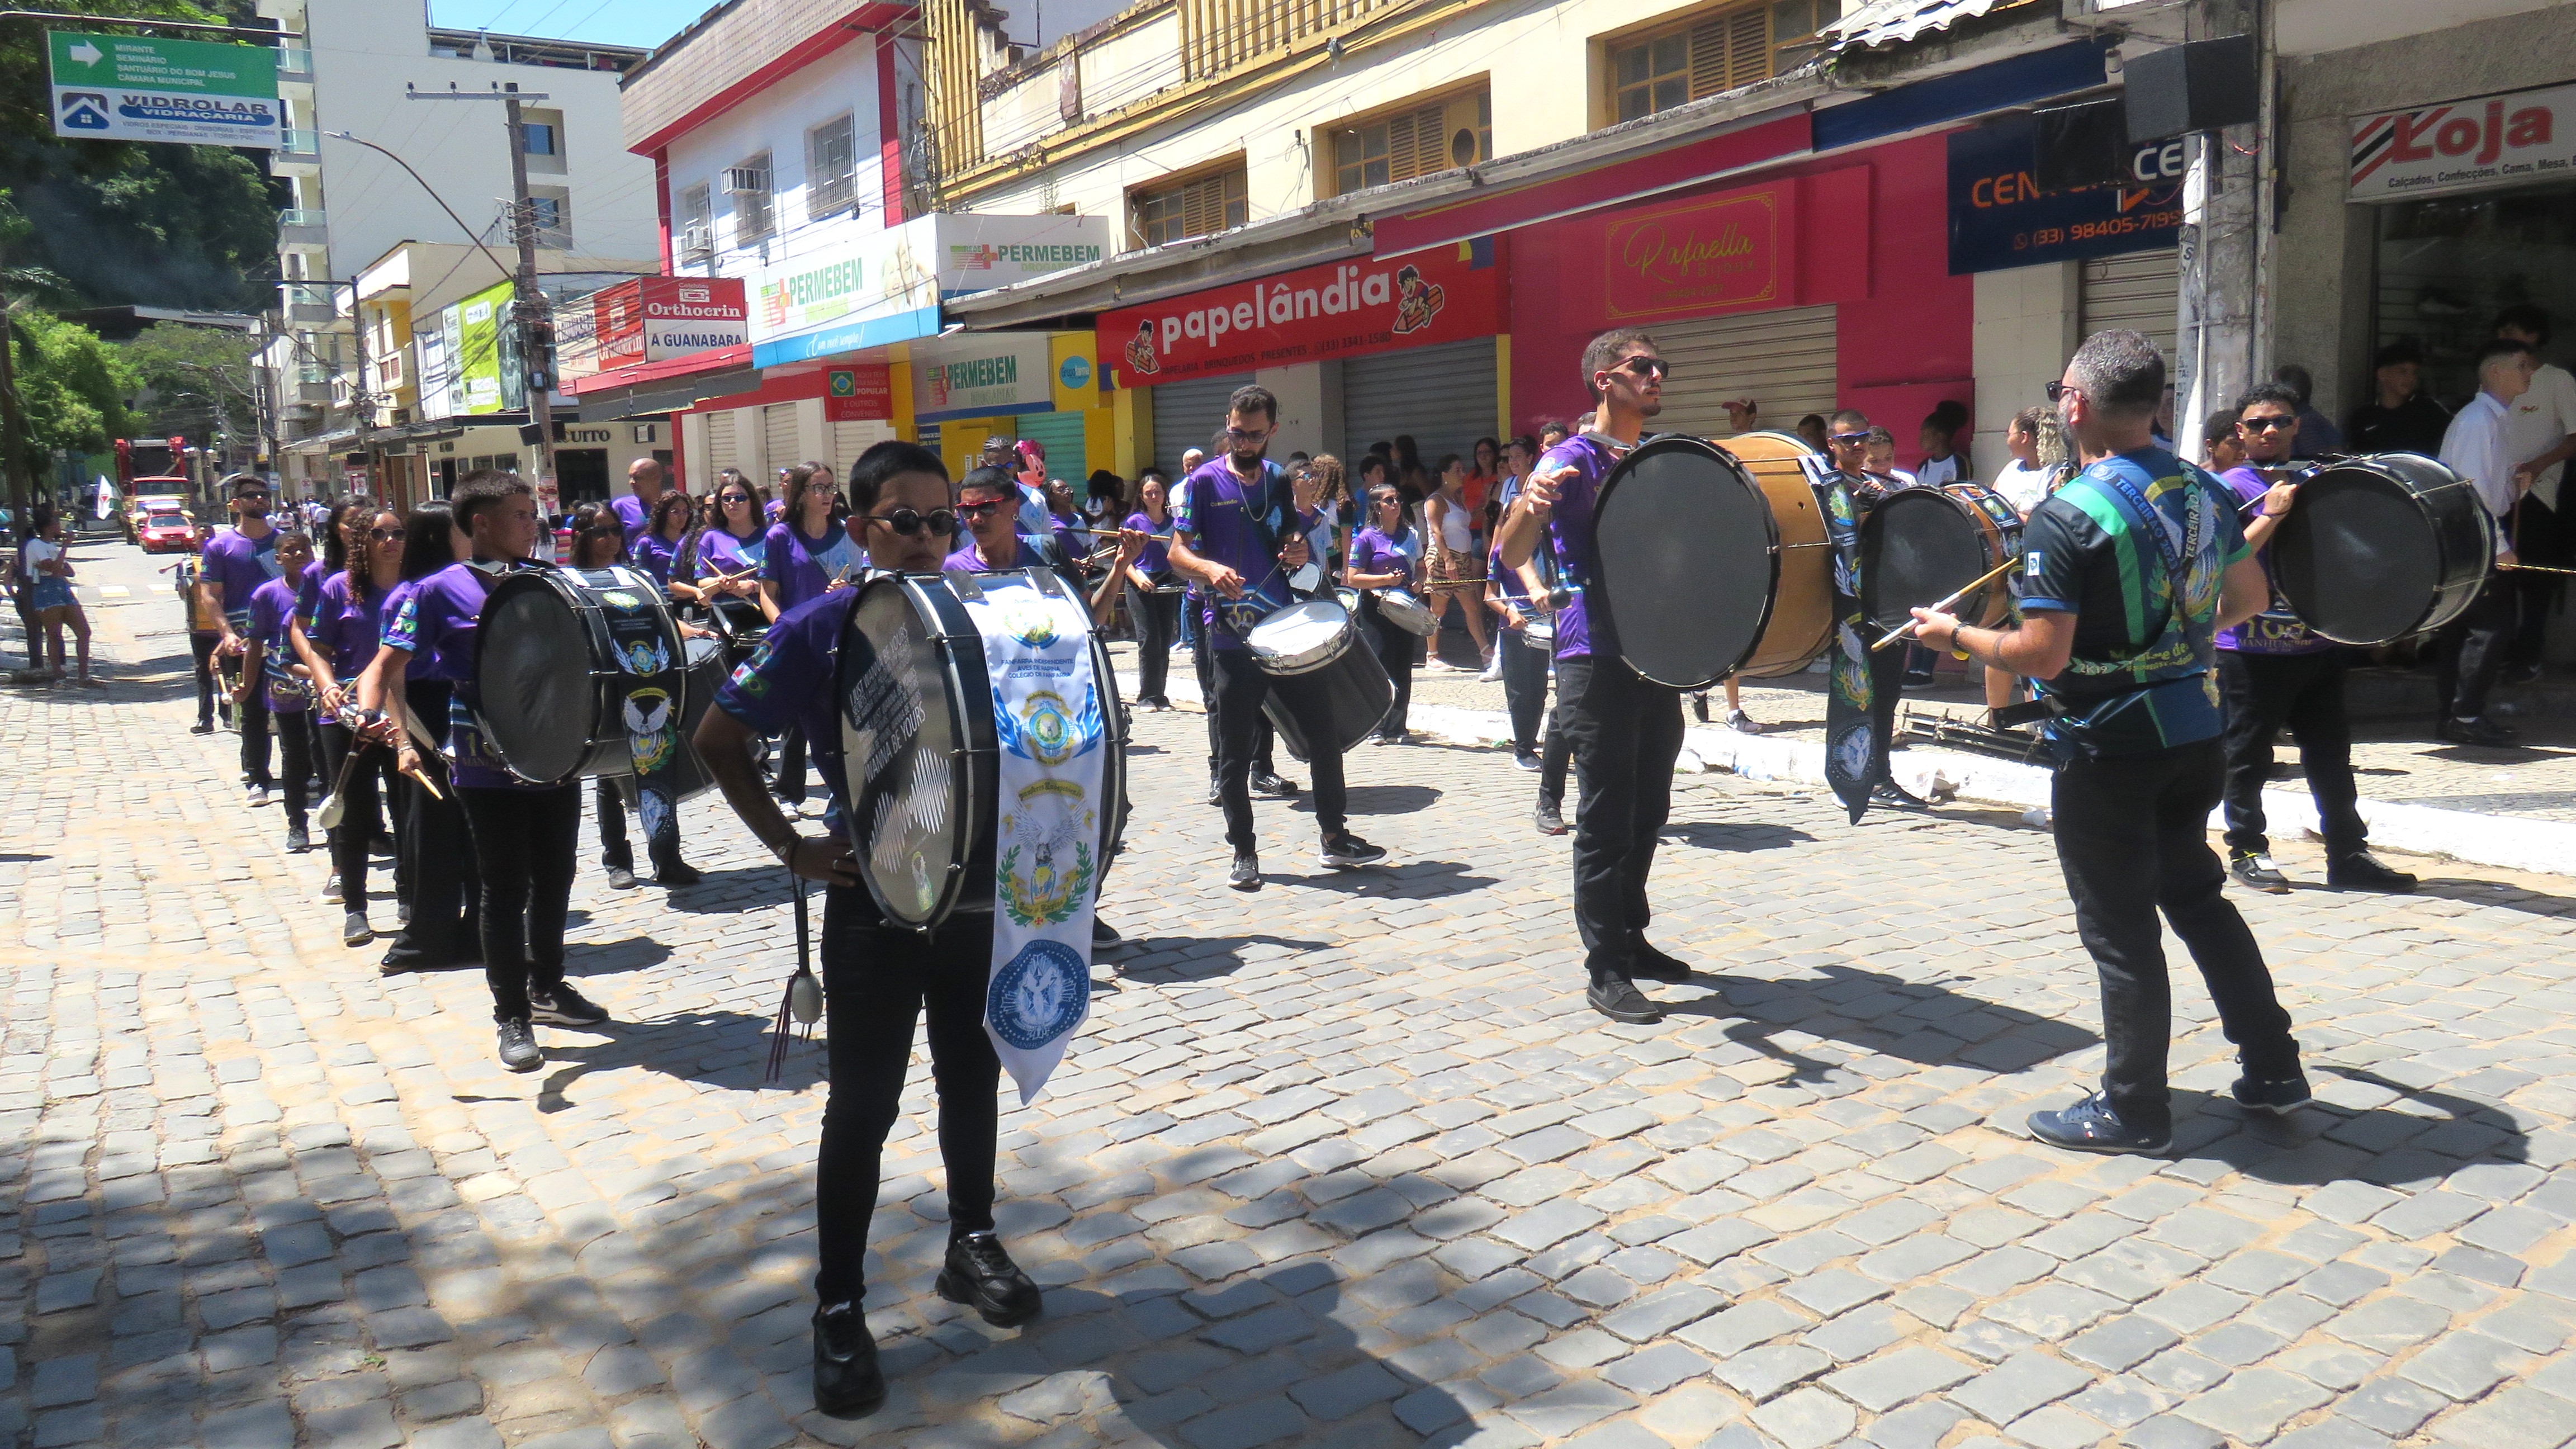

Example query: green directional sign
[49,32,282,148]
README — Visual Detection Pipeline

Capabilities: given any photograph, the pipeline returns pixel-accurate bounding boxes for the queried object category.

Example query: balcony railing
[276,47,313,78]
[276,129,320,158]
[1179,0,1400,82]
[279,208,326,228]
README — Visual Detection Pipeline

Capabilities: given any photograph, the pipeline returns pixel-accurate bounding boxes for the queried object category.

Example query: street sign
[48,32,281,148]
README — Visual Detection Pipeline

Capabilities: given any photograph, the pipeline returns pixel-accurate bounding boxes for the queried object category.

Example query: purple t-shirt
[716,589,857,818]
[1532,435,1625,660]
[201,526,283,625]
[612,493,652,552]
[1172,457,1308,650]
[297,556,329,621]
[692,524,767,580]
[248,576,309,713]
[943,536,1045,573]
[634,531,681,586]
[1124,510,1172,578]
[381,560,533,790]
[762,520,865,612]
[2215,465,2331,656]
[310,571,385,676]
[1351,525,1419,585]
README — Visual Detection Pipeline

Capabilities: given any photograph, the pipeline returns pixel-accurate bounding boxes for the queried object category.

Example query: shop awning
[566,344,760,421]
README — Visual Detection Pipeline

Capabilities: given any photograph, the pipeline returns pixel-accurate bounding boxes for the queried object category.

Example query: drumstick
[1870,557,2023,651]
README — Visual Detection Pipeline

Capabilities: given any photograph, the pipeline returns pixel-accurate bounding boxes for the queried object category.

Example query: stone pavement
[8,542,2576,1449]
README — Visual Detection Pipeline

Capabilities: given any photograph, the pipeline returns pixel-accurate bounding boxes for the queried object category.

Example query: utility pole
[406,81,558,489]
[348,276,373,506]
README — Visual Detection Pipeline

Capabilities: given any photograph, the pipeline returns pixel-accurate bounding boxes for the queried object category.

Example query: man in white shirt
[2496,306,2576,680]
[2434,338,2536,744]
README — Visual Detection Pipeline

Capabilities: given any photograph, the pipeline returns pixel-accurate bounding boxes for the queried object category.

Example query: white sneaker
[245,784,272,808]
[1476,656,1504,682]
[2020,806,2053,830]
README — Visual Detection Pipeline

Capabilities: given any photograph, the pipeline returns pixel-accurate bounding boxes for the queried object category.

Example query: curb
[1117,666,2576,878]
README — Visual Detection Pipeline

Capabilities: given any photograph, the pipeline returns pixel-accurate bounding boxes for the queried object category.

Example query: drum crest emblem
[619,637,673,675]
[600,589,645,610]
[997,596,1061,648]
[995,686,1101,767]
[998,782,1097,927]
[623,687,677,774]
[987,940,1088,1049]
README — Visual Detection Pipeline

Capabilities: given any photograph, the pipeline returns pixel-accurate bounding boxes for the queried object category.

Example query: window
[728,153,773,245]
[808,114,858,219]
[678,183,713,264]
[518,108,566,175]
[1130,163,1247,247]
[1605,0,1835,124]
[520,122,557,156]
[1327,87,1489,197]
[528,188,571,249]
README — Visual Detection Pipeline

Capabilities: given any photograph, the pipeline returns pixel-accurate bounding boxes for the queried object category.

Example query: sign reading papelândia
[49,32,282,148]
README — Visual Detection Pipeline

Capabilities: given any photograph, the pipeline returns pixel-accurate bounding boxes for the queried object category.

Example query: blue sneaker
[2028,1092,2170,1155]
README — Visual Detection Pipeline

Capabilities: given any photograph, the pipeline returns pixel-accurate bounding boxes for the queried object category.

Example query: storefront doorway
[2375,184,2576,408]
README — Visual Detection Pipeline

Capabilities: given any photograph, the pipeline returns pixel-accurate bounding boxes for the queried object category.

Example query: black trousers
[238,681,272,786]
[458,782,581,1021]
[2218,650,2364,859]
[1362,600,1415,740]
[1125,585,1180,703]
[814,891,998,1305]
[273,704,313,832]
[1192,620,1271,779]
[594,776,681,873]
[1557,654,1685,972]
[2510,494,2566,666]
[320,722,402,911]
[190,631,219,727]
[2052,738,2298,1135]
[386,681,481,965]
[1209,647,1345,851]
[775,727,809,804]
[2436,576,2516,721]
[1500,626,1554,757]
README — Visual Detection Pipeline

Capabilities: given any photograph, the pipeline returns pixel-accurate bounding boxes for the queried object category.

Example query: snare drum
[1374,587,1439,637]
[1860,482,2023,633]
[2272,453,2497,646]
[476,565,684,785]
[837,569,1126,931]
[1244,599,1394,761]
[704,594,770,660]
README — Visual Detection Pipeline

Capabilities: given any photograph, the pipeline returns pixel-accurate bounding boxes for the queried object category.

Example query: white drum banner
[962,577,1106,1102]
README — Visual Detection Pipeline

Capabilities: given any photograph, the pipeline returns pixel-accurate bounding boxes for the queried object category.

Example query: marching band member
[240,530,319,855]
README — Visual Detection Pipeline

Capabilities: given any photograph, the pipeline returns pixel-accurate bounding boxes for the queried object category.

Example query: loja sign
[595,276,749,367]
[2350,82,2576,202]
[1098,244,1500,387]
[1600,183,1789,323]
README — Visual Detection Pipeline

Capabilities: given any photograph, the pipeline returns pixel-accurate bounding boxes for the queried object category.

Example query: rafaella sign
[1098,244,1500,387]
[2350,82,2576,202]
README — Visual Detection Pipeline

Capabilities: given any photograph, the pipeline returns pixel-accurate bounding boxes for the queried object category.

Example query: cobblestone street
[10,544,2576,1449]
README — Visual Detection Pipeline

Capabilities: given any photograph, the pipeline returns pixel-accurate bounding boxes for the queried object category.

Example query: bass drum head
[1594,434,1776,688]
[477,575,594,785]
[840,578,973,929]
[1862,490,1991,632]
[2274,457,2489,646]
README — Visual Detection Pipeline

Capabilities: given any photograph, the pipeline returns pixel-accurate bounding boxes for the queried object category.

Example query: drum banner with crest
[963,577,1109,1104]
[589,567,693,830]
[1811,471,1896,824]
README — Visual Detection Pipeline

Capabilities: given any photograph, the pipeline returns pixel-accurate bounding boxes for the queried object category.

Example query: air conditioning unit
[723,165,770,193]
[679,222,713,256]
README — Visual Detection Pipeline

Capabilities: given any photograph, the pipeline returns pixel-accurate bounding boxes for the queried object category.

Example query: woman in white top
[22,509,98,685]
[1991,406,2067,519]
[1423,453,1492,673]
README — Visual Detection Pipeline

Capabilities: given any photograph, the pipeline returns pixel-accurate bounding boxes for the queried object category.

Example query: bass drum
[2272,453,2497,646]
[476,565,682,785]
[1860,484,2024,633]
[1245,599,1395,761]
[836,569,1126,931]
[1590,432,1832,689]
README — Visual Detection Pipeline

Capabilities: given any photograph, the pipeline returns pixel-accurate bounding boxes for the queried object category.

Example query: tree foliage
[119,320,258,442]
[15,309,133,454]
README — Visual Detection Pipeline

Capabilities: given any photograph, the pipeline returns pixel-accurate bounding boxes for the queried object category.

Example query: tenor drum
[476,565,683,786]
[1590,431,1833,689]
[1860,483,2024,633]
[2272,453,2497,647]
[836,569,1126,931]
[1374,587,1439,637]
[1244,599,1395,761]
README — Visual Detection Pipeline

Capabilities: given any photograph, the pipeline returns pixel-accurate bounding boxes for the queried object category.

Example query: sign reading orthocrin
[1098,243,1500,387]
[2350,81,2576,203]
[594,276,749,367]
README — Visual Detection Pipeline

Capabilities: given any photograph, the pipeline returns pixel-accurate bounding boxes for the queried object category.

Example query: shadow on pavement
[1288,783,1445,816]
[1666,961,2101,1077]
[662,864,803,914]
[1273,860,1496,899]
[532,1008,823,1110]
[2183,1066,2535,1190]
[1115,933,1329,984]
[2398,877,2576,920]
[1662,821,1816,853]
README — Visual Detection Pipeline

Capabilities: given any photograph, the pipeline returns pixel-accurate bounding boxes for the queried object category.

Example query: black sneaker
[1870,779,1930,811]
[371,832,396,858]
[2231,1071,2313,1115]
[1227,853,1261,891]
[605,863,638,891]
[2028,1092,2169,1155]
[190,721,216,735]
[496,1018,542,1072]
[2327,851,2417,893]
[528,983,609,1027]
[1319,833,1387,868]
[2229,851,2290,893]
[1587,974,1662,1024]
[1514,751,1542,771]
[654,859,702,887]
[811,1301,886,1419]
[285,823,312,853]
[2438,716,2518,746]
[1091,917,1129,958]
[1626,940,1693,983]
[936,1232,1043,1327]
[1690,692,1711,724]
[1205,777,1222,807]
[343,911,372,948]
[1251,769,1300,798]
[1534,802,1568,836]
[321,873,343,905]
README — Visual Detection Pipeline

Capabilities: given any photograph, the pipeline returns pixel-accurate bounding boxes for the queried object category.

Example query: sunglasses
[2241,416,2293,432]
[1830,432,1870,445]
[369,527,406,541]
[1223,426,1270,443]
[1607,356,1669,381]
[866,508,959,537]
[718,492,751,504]
[957,500,1005,519]
[2044,381,2084,403]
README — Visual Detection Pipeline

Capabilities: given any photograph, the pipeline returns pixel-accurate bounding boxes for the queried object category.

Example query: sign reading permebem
[1097,244,1502,388]
[49,32,281,147]
[2350,81,2576,203]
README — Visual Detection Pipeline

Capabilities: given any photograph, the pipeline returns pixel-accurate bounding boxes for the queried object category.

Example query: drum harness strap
[2001,456,2212,742]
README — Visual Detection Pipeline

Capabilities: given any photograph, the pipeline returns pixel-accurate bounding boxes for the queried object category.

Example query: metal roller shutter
[1341,337,1499,473]
[702,410,741,479]
[763,402,802,479]
[1150,372,1249,477]
[1649,304,1839,439]
[828,419,896,475]
[2080,248,2179,364]
[1011,411,1088,479]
